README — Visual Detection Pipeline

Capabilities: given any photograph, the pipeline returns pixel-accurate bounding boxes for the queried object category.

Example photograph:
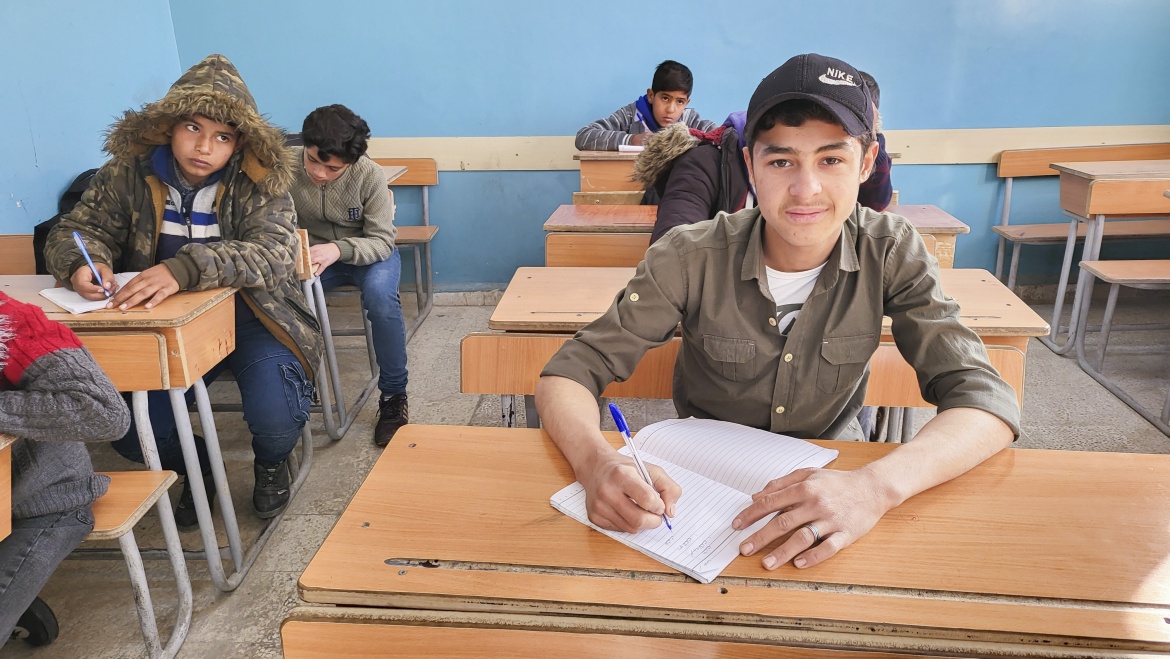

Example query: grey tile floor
[1,293,1166,658]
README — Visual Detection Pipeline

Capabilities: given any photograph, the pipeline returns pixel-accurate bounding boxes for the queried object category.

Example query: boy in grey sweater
[289,105,408,447]
[0,291,130,646]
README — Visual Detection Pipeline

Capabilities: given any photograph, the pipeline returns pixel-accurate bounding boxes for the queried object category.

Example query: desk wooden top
[488,267,1049,337]
[0,435,15,451]
[573,150,640,162]
[0,275,235,329]
[542,204,969,235]
[1050,159,1170,179]
[543,204,656,232]
[300,425,1170,652]
[381,165,407,185]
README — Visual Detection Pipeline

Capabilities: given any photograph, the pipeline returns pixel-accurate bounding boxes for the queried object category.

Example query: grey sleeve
[0,347,130,443]
[683,109,717,133]
[575,103,642,151]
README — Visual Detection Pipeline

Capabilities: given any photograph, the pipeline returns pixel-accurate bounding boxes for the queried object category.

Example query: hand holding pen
[609,403,674,531]
[69,231,116,301]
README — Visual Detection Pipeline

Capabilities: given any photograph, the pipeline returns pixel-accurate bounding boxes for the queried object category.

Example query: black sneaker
[374,393,408,447]
[253,459,291,519]
[175,473,215,533]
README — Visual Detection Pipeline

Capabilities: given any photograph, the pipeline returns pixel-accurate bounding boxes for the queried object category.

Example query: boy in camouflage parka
[45,54,324,526]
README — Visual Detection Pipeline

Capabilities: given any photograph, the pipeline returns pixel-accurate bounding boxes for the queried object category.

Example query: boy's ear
[859,139,879,181]
[742,145,756,190]
[646,87,654,99]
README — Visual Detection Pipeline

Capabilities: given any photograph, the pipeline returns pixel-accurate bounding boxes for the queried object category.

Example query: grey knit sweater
[289,147,398,266]
[0,294,130,520]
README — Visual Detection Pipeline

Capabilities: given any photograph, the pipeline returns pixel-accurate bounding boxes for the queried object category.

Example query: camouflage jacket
[44,54,323,377]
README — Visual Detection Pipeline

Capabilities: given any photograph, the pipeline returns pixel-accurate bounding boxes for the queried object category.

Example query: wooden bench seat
[84,470,191,658]
[1073,260,1170,435]
[992,217,1170,243]
[994,143,1170,289]
[395,224,439,244]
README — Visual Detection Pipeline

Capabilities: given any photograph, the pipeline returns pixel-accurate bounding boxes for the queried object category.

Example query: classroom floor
[2,291,1167,659]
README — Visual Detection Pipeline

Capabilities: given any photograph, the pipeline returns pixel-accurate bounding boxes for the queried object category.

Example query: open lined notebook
[550,418,839,583]
[38,272,140,314]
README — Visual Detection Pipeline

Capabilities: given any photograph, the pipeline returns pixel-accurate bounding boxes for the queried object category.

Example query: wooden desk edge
[56,287,236,329]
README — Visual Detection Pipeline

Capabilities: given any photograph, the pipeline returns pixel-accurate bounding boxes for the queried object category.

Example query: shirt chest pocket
[817,334,878,394]
[702,335,760,383]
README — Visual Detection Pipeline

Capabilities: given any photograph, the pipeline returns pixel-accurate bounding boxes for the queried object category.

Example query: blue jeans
[0,508,94,647]
[111,314,314,475]
[318,250,409,396]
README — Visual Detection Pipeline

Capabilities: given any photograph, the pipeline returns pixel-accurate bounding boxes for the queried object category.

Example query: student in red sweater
[0,292,130,646]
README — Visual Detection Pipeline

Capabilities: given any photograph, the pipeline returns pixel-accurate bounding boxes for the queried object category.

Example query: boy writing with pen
[536,54,1019,571]
[45,54,324,530]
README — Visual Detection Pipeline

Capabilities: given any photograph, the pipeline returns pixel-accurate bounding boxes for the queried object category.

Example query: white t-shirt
[765,263,825,336]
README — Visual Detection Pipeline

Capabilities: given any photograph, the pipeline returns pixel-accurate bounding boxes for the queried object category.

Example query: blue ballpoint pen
[71,231,111,299]
[608,403,673,531]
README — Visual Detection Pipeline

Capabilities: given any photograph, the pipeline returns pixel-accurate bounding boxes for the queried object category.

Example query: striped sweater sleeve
[575,103,643,151]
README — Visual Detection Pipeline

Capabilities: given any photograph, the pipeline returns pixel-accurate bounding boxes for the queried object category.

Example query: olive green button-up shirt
[541,206,1021,440]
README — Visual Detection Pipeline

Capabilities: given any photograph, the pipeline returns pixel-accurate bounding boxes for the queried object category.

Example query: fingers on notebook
[646,464,681,517]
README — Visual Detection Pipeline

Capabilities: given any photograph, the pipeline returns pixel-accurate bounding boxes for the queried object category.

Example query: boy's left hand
[309,243,342,276]
[732,467,889,570]
[108,264,180,310]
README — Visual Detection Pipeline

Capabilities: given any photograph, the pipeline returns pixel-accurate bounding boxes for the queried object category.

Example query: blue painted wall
[5,1,1168,286]
[0,1,180,235]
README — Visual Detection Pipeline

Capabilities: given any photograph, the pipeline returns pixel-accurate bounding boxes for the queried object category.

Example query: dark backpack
[33,168,98,275]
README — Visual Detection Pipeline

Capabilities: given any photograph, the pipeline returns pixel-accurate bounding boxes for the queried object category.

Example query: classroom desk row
[489,266,1048,352]
[290,424,1170,657]
[543,203,971,268]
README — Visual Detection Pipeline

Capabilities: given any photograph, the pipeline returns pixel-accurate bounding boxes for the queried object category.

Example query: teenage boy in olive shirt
[536,54,1018,572]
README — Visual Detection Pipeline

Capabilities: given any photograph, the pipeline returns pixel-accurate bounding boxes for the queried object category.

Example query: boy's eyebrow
[758,141,853,156]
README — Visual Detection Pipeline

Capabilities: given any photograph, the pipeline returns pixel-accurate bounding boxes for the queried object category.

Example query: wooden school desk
[298,425,1170,657]
[543,204,971,268]
[574,150,641,193]
[1040,160,1170,355]
[489,267,1047,352]
[0,275,258,591]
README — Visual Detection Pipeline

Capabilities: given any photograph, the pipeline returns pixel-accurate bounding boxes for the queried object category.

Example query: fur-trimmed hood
[632,122,701,189]
[102,54,295,195]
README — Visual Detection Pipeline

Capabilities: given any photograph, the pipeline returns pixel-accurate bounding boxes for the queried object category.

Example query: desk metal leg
[160,381,315,592]
[130,392,194,657]
[1039,213,1104,355]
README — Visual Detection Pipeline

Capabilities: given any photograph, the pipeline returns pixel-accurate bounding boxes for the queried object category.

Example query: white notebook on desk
[550,417,839,583]
[38,272,140,315]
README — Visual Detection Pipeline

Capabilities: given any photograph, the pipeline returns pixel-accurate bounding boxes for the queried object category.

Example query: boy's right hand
[71,263,117,300]
[628,132,648,146]
[580,450,680,533]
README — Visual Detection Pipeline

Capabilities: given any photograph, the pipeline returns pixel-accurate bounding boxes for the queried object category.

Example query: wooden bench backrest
[461,334,1025,410]
[545,233,649,267]
[281,619,931,659]
[997,143,1170,178]
[88,470,177,541]
[0,235,36,275]
[372,158,438,187]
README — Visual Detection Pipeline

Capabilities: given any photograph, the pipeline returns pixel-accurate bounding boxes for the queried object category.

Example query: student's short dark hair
[858,71,880,109]
[301,105,371,164]
[651,60,694,96]
[748,100,876,152]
